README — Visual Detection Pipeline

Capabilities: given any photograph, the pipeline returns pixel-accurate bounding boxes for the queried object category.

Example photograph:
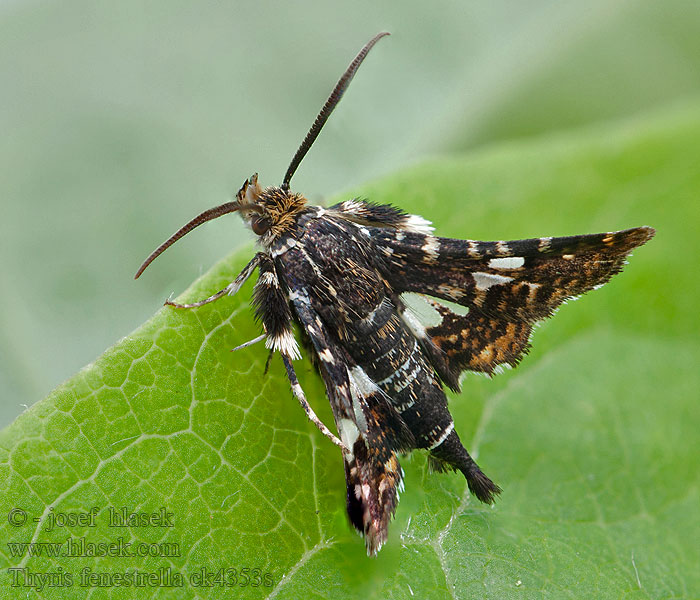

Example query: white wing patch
[399,293,470,338]
[496,241,511,254]
[402,214,434,235]
[318,348,335,364]
[398,305,428,339]
[488,256,525,270]
[400,293,443,328]
[338,418,360,456]
[348,366,381,398]
[421,236,440,262]
[473,272,514,291]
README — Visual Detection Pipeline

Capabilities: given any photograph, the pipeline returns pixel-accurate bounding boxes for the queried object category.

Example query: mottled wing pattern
[406,295,533,388]
[374,225,655,389]
[328,199,433,234]
[286,281,413,554]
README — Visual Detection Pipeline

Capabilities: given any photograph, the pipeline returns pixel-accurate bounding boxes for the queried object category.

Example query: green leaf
[2,101,698,599]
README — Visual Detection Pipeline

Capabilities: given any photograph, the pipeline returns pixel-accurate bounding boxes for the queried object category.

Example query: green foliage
[1,102,698,599]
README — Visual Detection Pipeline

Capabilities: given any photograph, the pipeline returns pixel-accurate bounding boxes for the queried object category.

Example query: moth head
[135,32,389,280]
[235,174,307,243]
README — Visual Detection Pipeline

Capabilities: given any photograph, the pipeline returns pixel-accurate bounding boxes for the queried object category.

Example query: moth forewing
[134,33,655,555]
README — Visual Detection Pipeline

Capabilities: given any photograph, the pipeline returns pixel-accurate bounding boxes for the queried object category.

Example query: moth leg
[253,255,301,359]
[263,349,274,375]
[166,253,261,309]
[231,334,275,377]
[230,333,266,352]
[232,337,275,376]
[281,354,350,455]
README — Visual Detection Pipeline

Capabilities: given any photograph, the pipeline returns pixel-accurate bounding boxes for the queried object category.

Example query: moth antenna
[281,31,390,191]
[134,201,259,279]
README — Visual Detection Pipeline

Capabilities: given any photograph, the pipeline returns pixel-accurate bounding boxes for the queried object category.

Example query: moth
[135,32,654,555]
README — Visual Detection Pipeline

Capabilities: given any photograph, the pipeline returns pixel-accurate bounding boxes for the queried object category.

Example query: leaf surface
[1,102,698,599]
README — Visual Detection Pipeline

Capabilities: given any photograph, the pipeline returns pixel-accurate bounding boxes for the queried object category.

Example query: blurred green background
[1,0,700,428]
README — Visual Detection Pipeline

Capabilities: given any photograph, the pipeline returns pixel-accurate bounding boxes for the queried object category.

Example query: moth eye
[251,216,272,236]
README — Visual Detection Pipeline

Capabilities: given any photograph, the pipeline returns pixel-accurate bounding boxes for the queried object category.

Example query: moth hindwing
[135,33,655,555]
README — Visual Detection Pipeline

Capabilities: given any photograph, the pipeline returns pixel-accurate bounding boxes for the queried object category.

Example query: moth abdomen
[340,290,502,503]
[429,430,502,504]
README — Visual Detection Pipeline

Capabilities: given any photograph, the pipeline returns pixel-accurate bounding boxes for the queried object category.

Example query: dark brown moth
[135,32,655,555]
